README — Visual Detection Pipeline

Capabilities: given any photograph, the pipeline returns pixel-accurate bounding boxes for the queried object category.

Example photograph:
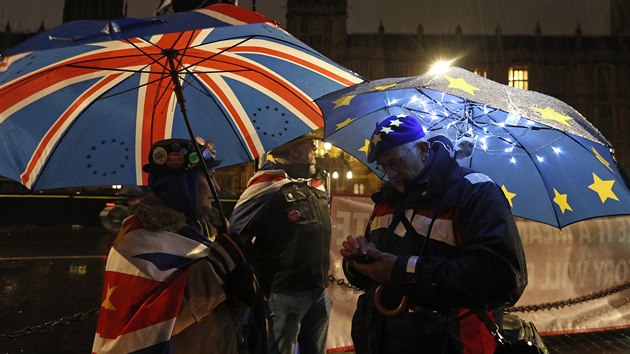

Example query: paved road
[1,225,628,353]
[0,225,114,353]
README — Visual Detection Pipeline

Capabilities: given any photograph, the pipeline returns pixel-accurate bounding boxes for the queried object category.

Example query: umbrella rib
[179,36,256,72]
[96,72,171,100]
[123,36,173,73]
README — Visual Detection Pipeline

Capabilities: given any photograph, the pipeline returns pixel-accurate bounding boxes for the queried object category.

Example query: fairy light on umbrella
[316,66,630,228]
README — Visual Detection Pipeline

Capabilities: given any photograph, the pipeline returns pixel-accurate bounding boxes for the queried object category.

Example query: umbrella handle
[373,284,410,317]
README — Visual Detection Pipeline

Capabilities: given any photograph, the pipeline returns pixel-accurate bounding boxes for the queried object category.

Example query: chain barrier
[0,308,99,341]
[2,279,628,340]
[507,281,630,313]
[329,273,630,313]
[329,273,362,290]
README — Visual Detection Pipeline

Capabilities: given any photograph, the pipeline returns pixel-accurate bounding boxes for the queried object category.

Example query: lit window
[508,67,528,90]
[473,68,487,78]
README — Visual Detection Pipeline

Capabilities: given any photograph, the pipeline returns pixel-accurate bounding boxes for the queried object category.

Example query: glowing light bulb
[324,142,332,151]
[346,171,353,179]
[428,59,454,75]
[332,171,339,179]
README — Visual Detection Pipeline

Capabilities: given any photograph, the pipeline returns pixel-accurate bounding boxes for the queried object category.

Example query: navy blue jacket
[345,136,527,354]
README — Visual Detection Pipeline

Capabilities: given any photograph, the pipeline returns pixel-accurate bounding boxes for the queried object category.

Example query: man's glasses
[375,149,412,173]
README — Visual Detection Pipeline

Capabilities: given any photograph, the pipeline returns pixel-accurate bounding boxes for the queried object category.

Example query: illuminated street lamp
[428,59,454,74]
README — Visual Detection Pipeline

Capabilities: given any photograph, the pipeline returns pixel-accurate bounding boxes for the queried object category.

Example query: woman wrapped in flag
[92,137,259,354]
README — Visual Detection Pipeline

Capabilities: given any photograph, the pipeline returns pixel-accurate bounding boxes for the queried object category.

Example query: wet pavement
[1,225,629,353]
[0,225,114,354]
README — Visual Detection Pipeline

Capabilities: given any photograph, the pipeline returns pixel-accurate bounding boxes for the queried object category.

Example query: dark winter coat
[344,136,528,354]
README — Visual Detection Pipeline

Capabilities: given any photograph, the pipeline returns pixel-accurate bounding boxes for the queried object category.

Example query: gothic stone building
[1,1,629,194]
[286,0,630,176]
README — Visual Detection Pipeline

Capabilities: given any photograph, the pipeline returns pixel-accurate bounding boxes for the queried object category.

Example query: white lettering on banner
[593,219,614,243]
[578,221,592,243]
[615,260,629,283]
[592,259,630,287]
[353,212,371,235]
[517,221,573,245]
[618,217,630,243]
[334,211,352,242]
[536,261,589,290]
[332,210,371,241]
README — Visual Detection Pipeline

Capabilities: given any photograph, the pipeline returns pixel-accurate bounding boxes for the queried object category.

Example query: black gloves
[208,233,259,306]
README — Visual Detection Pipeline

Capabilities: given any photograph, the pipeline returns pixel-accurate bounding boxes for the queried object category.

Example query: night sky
[0,0,611,36]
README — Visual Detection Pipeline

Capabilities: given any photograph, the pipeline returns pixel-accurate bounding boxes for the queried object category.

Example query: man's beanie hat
[367,114,426,163]
[143,137,221,173]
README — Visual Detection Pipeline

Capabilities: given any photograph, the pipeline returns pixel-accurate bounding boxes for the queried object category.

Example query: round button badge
[287,210,301,222]
[166,151,185,169]
[152,147,168,165]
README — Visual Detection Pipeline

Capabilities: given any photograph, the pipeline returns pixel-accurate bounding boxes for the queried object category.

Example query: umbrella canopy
[0,4,364,191]
[315,66,630,228]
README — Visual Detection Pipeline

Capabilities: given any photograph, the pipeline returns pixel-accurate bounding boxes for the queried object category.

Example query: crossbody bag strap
[398,195,445,257]
[474,310,508,345]
[372,197,445,317]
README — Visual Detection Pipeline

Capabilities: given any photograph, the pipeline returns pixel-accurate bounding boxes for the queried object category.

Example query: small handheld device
[347,251,374,264]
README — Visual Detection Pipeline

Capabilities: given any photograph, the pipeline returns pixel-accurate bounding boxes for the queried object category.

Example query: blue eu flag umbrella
[315,67,630,228]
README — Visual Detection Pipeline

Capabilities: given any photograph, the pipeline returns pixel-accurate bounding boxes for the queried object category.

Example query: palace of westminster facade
[1,0,629,197]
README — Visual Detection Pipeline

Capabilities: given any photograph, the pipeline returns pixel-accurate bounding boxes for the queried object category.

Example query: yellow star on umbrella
[332,95,355,109]
[588,173,619,203]
[359,139,370,156]
[335,117,355,130]
[373,83,397,91]
[533,107,573,126]
[371,133,382,145]
[590,146,613,172]
[446,76,480,95]
[101,284,118,311]
[553,188,573,213]
[501,185,517,207]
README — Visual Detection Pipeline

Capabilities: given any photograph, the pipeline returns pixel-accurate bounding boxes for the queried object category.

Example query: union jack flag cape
[228,168,326,234]
[92,215,211,354]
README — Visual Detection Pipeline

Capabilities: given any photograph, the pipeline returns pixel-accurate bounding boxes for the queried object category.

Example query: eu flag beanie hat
[367,114,426,163]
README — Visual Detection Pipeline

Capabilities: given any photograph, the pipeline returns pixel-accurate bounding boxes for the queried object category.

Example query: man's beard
[200,203,224,229]
[280,162,316,179]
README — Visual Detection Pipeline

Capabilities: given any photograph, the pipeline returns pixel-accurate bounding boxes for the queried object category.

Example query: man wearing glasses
[229,131,332,354]
[340,114,527,354]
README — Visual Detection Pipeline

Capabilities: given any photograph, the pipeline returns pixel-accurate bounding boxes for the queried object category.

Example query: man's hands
[209,233,258,306]
[340,235,397,285]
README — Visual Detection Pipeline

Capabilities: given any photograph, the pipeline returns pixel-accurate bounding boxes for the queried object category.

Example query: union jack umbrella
[0,4,364,191]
